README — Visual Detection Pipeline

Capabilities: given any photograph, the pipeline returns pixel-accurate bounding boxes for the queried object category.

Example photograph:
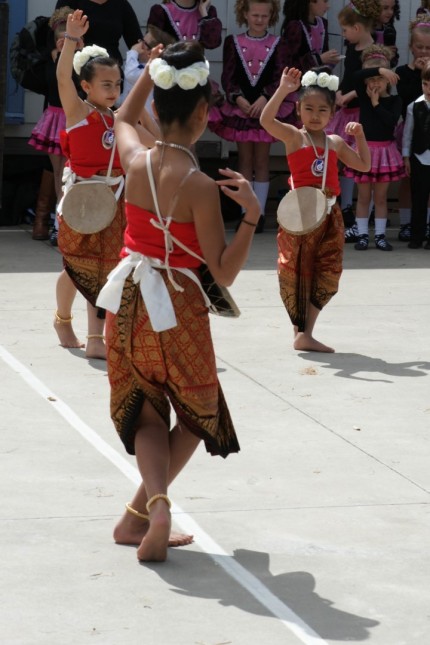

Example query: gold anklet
[55,311,73,324]
[146,493,171,512]
[86,334,105,340]
[125,502,149,521]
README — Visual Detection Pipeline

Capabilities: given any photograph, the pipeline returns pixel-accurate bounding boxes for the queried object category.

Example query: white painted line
[0,344,328,645]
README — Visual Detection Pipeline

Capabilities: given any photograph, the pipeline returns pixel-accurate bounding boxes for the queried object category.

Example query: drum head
[277,186,328,235]
[61,182,117,234]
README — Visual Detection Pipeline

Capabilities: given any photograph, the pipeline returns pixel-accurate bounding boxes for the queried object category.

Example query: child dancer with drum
[260,67,370,352]
[97,42,260,561]
[56,9,125,359]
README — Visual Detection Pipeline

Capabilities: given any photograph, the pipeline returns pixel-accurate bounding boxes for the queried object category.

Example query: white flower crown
[73,45,109,75]
[149,57,210,91]
[301,70,339,93]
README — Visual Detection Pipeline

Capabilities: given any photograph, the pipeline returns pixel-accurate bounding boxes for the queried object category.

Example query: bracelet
[64,33,80,42]
[240,218,257,228]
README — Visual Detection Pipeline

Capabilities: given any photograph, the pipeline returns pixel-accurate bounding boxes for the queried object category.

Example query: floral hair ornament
[149,57,210,90]
[301,70,339,92]
[73,45,109,75]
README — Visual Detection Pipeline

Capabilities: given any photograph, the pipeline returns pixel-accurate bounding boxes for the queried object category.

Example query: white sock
[375,218,387,236]
[340,177,355,210]
[356,217,369,236]
[253,181,270,217]
[399,208,410,226]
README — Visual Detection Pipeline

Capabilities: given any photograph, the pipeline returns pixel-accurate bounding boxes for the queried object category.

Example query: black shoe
[408,240,423,249]
[341,204,355,228]
[255,215,265,234]
[344,223,358,243]
[375,234,393,251]
[354,234,369,250]
[398,223,411,242]
[50,229,58,247]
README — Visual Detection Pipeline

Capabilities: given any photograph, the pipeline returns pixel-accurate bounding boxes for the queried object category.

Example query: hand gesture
[216,168,259,212]
[366,85,379,107]
[403,157,411,177]
[379,68,399,86]
[248,95,267,118]
[66,9,89,40]
[414,56,429,71]
[321,49,342,66]
[345,122,364,138]
[148,43,164,64]
[280,67,301,93]
[236,95,251,116]
[199,0,211,17]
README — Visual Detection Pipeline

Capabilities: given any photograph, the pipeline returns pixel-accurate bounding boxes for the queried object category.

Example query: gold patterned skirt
[105,270,239,458]
[58,179,126,310]
[278,203,344,332]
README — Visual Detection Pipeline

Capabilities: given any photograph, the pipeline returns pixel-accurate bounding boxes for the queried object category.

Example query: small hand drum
[61,181,117,235]
[277,187,328,236]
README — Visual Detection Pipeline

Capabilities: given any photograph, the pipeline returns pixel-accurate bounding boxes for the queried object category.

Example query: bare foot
[53,316,84,348]
[86,336,106,360]
[294,332,334,353]
[114,511,193,548]
[137,499,171,562]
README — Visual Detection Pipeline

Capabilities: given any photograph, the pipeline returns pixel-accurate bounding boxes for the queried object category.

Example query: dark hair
[298,66,337,108]
[79,56,120,82]
[281,0,311,33]
[153,41,211,127]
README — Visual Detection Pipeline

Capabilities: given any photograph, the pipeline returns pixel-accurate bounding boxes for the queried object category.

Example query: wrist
[64,33,81,43]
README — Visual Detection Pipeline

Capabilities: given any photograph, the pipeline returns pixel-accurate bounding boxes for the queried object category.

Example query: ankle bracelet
[55,311,73,324]
[146,494,171,512]
[86,334,105,340]
[125,502,149,522]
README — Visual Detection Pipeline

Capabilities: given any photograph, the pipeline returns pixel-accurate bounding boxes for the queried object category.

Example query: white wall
[6,0,423,144]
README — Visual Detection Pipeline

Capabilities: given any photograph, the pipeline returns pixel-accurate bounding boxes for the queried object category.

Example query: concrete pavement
[1,224,429,645]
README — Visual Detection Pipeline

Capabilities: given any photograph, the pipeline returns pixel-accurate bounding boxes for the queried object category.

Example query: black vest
[412,101,430,154]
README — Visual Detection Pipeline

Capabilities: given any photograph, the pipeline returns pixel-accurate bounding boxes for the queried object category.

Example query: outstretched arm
[260,67,301,144]
[114,45,163,172]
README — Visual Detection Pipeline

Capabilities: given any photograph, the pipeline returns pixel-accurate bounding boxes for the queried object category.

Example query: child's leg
[236,142,254,181]
[253,142,271,233]
[114,422,200,547]
[49,153,66,202]
[32,168,56,241]
[373,182,392,250]
[86,302,106,359]
[354,183,371,250]
[54,270,83,348]
[409,156,430,247]
[293,303,334,353]
[398,177,411,241]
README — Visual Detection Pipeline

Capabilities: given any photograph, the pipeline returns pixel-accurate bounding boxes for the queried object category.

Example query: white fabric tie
[96,250,212,332]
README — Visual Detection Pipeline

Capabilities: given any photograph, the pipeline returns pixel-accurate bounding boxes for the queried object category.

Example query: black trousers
[410,155,430,244]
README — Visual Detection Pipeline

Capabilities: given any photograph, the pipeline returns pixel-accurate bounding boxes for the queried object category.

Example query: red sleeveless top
[287,146,340,196]
[122,202,203,268]
[60,111,122,178]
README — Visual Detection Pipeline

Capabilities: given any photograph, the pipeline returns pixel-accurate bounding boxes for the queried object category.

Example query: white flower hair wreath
[73,45,110,75]
[301,70,339,93]
[149,57,210,91]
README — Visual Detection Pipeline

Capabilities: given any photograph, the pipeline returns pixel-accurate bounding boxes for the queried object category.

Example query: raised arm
[114,46,163,172]
[56,10,88,125]
[260,67,301,144]
[333,123,371,172]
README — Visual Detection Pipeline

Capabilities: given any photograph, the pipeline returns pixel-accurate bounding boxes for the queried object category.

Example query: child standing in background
[327,0,380,242]
[29,6,80,242]
[417,1,430,18]
[403,61,430,250]
[344,45,404,252]
[209,0,294,233]
[373,0,399,67]
[280,0,340,73]
[147,0,222,50]
[396,16,430,242]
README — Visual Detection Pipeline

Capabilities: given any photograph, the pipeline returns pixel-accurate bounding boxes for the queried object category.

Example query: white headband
[73,45,109,75]
[149,57,210,91]
[301,70,339,92]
